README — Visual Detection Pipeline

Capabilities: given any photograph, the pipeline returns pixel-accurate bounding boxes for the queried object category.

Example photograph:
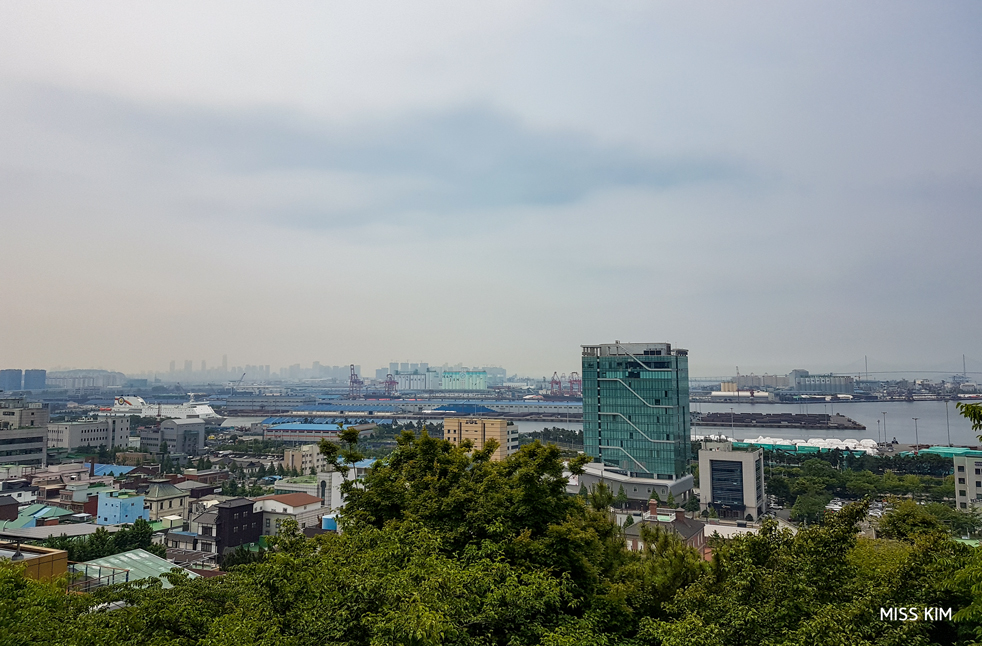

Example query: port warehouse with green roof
[730,441,869,456]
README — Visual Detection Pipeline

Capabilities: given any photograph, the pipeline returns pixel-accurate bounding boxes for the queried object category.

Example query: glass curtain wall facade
[581,342,691,479]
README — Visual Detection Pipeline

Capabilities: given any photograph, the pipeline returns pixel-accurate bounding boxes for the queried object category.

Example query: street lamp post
[913,417,919,455]
[882,412,888,443]
[877,419,881,446]
[946,400,952,447]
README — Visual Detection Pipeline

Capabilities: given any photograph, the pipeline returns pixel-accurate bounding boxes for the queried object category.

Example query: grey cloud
[12,84,745,223]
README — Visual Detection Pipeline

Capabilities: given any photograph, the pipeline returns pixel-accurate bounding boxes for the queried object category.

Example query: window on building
[960,478,966,485]
[234,512,239,520]
[961,502,968,509]
[959,466,965,472]
[233,526,238,533]
[265,519,270,528]
[960,490,967,497]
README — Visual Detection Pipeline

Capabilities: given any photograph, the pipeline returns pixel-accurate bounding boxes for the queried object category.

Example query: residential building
[47,417,131,450]
[160,419,206,455]
[182,468,228,485]
[581,342,692,489]
[0,496,18,521]
[283,444,329,475]
[29,463,114,502]
[215,497,262,558]
[140,419,206,455]
[58,482,118,514]
[174,480,219,499]
[699,443,766,521]
[0,427,47,468]
[0,479,38,505]
[144,480,190,522]
[0,369,23,392]
[253,492,324,535]
[0,398,49,467]
[22,370,46,391]
[274,460,375,512]
[624,506,707,554]
[953,453,982,510]
[96,490,149,525]
[443,418,519,461]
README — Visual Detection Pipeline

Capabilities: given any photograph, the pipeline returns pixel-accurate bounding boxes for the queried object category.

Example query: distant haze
[1,2,980,378]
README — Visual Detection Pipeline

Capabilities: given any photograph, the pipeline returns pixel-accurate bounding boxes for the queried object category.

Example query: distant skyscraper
[222,355,228,372]
[0,369,23,392]
[170,360,176,373]
[201,360,207,372]
[23,369,46,391]
[581,342,691,480]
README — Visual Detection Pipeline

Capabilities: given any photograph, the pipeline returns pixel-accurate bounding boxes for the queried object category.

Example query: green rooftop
[281,475,317,484]
[83,549,200,589]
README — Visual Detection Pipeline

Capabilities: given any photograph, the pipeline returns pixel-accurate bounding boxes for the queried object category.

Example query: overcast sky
[1,2,980,378]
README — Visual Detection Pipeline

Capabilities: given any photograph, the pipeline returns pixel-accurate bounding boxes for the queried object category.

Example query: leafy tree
[641,503,975,646]
[790,490,830,525]
[43,518,165,560]
[220,545,267,570]
[615,484,629,508]
[623,515,635,528]
[666,491,676,508]
[684,495,700,513]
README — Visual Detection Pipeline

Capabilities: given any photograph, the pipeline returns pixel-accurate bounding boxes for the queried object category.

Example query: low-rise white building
[699,443,766,521]
[47,417,131,450]
[253,492,324,534]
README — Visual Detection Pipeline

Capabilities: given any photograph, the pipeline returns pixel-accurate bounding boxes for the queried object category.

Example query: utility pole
[912,417,919,455]
[882,412,888,443]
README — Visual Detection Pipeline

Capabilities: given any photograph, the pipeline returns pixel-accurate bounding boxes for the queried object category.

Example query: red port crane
[550,372,562,397]
[348,365,364,399]
[383,373,398,397]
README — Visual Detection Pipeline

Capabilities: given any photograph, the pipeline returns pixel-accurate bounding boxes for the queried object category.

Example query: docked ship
[111,395,222,421]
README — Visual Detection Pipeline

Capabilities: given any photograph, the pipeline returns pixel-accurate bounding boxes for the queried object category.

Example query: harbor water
[419,400,981,447]
[692,400,980,446]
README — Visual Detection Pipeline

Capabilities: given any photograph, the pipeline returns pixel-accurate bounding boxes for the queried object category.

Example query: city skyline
[1,3,980,378]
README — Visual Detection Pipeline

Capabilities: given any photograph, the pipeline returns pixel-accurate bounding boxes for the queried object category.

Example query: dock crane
[230,372,246,394]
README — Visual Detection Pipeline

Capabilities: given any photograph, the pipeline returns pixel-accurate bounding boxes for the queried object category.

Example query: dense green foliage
[768,456,956,513]
[4,412,982,645]
[518,427,584,451]
[42,518,166,561]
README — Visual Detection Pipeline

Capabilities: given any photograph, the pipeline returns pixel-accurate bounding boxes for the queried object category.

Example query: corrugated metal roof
[93,464,136,477]
[84,549,199,589]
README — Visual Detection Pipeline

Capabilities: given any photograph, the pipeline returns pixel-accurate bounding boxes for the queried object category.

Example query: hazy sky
[1,2,980,378]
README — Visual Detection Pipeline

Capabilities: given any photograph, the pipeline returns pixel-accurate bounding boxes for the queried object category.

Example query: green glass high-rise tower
[581,342,691,480]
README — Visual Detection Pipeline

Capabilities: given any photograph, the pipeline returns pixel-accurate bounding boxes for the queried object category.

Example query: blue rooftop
[269,423,342,431]
[93,464,136,477]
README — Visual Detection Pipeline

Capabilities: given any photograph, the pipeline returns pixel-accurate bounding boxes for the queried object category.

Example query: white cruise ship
[111,396,222,421]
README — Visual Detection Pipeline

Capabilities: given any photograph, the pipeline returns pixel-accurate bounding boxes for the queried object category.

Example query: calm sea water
[500,400,982,447]
[691,400,980,446]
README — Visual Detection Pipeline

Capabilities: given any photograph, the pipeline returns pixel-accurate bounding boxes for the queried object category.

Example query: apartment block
[443,418,519,461]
